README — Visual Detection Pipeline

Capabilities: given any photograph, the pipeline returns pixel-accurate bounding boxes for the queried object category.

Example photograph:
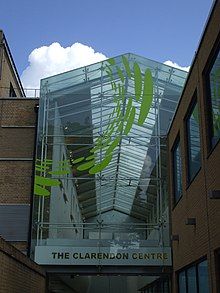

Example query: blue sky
[0,0,213,87]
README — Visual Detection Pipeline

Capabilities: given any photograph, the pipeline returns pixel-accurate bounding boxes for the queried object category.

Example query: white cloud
[163,60,190,72]
[21,42,107,89]
[21,44,190,94]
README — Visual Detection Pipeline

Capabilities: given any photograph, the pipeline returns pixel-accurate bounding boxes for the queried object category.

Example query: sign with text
[35,246,172,266]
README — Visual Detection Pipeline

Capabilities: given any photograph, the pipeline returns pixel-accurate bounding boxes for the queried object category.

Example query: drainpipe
[27,103,39,258]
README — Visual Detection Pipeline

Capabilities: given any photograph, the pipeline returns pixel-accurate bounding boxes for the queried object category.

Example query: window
[172,138,182,204]
[207,48,220,148]
[187,266,197,293]
[215,249,220,292]
[178,271,186,293]
[178,260,209,293]
[186,101,201,183]
[198,260,209,293]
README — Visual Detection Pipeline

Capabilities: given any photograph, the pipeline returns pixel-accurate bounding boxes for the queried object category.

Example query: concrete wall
[168,1,220,292]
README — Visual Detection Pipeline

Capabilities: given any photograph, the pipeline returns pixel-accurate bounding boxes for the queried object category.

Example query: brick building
[0,236,46,293]
[0,30,25,97]
[168,0,220,292]
[0,1,219,292]
[0,33,46,292]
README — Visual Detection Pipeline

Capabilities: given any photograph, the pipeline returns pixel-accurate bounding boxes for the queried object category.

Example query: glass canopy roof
[35,53,187,224]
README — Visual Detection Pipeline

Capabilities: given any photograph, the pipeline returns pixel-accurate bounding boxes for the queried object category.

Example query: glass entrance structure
[32,53,187,273]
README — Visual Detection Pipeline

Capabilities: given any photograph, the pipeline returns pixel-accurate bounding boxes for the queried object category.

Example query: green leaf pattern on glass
[122,55,131,78]
[89,154,113,174]
[77,160,95,171]
[124,106,136,135]
[133,62,142,101]
[138,69,153,125]
[71,55,153,174]
[34,56,153,181]
[34,159,71,197]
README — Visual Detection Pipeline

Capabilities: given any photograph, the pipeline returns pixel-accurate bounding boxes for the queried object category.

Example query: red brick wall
[0,237,46,293]
[0,35,24,98]
[0,99,38,126]
[0,98,38,252]
[168,1,220,292]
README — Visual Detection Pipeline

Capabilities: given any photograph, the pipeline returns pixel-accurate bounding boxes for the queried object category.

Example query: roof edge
[1,32,25,97]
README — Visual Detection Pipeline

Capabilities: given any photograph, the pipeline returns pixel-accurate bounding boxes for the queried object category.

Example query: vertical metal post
[156,69,162,219]
[154,68,160,224]
[40,86,50,242]
[112,57,129,208]
[155,67,164,246]
[37,82,48,244]
[99,63,104,223]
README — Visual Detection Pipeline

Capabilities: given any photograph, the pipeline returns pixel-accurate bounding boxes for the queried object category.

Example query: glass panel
[32,53,187,262]
[198,260,209,293]
[209,49,220,146]
[163,279,169,293]
[178,271,187,293]
[187,102,201,182]
[187,266,197,293]
[173,139,182,203]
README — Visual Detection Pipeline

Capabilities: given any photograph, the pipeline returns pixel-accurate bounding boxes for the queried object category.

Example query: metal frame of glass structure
[32,53,187,258]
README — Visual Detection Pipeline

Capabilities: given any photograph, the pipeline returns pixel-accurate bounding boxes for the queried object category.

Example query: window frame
[177,258,209,293]
[203,33,220,153]
[184,95,202,185]
[214,249,220,292]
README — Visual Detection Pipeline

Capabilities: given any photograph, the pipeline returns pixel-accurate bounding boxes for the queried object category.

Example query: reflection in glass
[187,266,197,293]
[32,53,187,256]
[178,260,209,293]
[178,271,186,293]
[198,260,209,293]
[163,280,169,293]
[186,102,201,182]
[209,49,220,146]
